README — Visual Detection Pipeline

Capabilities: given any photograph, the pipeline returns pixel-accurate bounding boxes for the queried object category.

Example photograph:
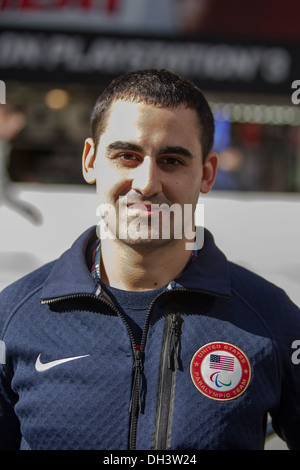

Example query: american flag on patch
[209,354,234,371]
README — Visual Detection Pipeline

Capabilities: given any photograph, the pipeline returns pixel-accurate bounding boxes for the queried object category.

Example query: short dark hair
[90,69,215,160]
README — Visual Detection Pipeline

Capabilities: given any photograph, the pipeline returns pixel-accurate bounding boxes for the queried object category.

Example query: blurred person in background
[0,105,41,225]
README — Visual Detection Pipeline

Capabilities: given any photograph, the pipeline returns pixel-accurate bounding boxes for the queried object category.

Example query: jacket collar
[41,226,231,302]
[170,229,231,297]
[41,226,99,301]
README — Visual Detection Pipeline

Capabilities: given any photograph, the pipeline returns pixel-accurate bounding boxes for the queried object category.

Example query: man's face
[83,100,217,247]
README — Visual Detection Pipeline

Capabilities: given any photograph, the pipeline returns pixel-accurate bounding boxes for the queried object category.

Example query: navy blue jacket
[0,227,299,450]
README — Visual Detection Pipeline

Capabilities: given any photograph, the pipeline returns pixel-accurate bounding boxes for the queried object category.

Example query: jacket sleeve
[0,285,22,450]
[270,295,300,450]
[0,363,21,449]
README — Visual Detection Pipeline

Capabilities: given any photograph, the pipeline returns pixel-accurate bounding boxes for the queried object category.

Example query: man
[0,69,299,450]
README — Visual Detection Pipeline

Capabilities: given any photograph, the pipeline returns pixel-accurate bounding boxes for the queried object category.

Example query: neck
[100,237,192,291]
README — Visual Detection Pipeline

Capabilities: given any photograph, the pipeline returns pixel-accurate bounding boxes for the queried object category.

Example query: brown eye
[118,153,138,161]
[161,157,182,166]
[116,153,140,166]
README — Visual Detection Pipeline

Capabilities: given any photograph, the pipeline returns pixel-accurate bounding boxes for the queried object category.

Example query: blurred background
[0,0,299,449]
[1,0,300,190]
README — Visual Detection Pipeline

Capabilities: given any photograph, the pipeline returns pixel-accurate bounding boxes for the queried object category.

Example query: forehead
[100,100,201,142]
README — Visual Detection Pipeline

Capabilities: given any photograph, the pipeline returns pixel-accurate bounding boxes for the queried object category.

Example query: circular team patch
[190,342,251,401]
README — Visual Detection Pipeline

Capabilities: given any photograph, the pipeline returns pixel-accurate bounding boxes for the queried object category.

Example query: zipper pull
[168,313,183,371]
[129,348,144,414]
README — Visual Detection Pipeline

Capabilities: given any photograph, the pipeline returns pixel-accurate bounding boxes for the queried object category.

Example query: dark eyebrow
[105,141,194,159]
[159,145,194,159]
[105,141,143,155]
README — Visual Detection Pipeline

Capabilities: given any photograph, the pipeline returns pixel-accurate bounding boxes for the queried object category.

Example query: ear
[200,152,219,194]
[82,138,96,184]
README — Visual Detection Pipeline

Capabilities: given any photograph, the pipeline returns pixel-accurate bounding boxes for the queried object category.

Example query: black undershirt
[102,284,165,347]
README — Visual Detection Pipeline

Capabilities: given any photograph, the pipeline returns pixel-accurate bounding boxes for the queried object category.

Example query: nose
[131,156,162,197]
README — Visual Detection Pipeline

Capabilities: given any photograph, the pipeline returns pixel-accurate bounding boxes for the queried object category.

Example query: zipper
[151,287,228,450]
[168,312,183,371]
[127,289,175,450]
[42,291,156,450]
[152,312,183,450]
[41,287,225,450]
[128,347,143,449]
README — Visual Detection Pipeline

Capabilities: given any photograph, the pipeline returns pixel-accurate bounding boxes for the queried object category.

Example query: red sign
[0,0,120,11]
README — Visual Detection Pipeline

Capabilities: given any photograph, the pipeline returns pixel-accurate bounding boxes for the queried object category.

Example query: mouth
[126,203,161,217]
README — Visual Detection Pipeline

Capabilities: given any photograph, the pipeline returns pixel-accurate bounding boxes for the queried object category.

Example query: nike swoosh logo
[35,353,90,372]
